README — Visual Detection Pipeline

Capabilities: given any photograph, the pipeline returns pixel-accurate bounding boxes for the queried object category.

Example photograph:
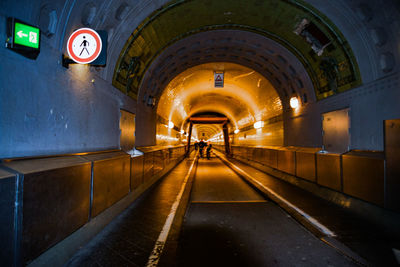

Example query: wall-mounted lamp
[290,95,300,109]
[234,129,240,134]
[180,130,184,134]
[254,121,264,129]
[168,121,174,129]
[147,95,156,107]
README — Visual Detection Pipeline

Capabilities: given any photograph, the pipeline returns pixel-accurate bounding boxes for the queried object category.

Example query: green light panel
[14,22,40,49]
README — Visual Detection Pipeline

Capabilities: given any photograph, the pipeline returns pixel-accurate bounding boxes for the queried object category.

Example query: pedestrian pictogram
[214,72,224,88]
[79,36,90,56]
[67,28,102,64]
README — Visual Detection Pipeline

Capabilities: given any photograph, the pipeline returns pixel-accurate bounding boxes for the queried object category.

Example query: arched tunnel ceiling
[193,124,223,141]
[141,29,314,109]
[113,0,361,102]
[157,62,282,132]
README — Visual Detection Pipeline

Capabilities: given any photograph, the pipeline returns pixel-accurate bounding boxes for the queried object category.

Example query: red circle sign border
[67,28,102,64]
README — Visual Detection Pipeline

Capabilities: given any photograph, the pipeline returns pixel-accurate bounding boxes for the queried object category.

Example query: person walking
[198,140,206,158]
[206,143,212,160]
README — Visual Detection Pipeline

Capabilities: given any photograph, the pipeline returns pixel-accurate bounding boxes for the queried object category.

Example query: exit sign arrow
[17,30,28,38]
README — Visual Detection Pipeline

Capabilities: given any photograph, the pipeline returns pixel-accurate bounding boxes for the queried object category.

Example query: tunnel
[1,0,400,266]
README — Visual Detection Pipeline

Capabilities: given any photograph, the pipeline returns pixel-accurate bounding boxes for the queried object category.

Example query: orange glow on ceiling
[157,62,282,131]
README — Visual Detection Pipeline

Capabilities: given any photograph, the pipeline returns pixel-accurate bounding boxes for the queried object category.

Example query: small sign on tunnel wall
[63,28,107,68]
[67,28,102,64]
[214,72,224,88]
[6,17,41,59]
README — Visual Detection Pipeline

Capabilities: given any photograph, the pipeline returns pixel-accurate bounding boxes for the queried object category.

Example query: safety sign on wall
[67,28,102,64]
[214,72,224,88]
[6,17,41,59]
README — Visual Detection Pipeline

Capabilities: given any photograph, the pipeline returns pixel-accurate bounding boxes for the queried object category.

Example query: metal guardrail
[214,144,385,208]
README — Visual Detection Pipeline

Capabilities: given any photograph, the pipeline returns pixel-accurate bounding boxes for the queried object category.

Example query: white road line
[222,156,336,237]
[146,156,197,267]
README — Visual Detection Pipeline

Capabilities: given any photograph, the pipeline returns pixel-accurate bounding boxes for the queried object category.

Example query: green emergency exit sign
[14,22,40,49]
[6,17,40,59]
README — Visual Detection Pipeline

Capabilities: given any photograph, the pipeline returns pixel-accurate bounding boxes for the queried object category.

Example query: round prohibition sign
[67,28,102,64]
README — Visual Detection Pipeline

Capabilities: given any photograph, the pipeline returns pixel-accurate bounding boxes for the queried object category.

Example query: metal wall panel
[0,168,17,266]
[131,155,144,191]
[277,148,296,175]
[257,148,267,165]
[233,146,240,158]
[170,146,183,161]
[143,151,154,183]
[342,151,384,206]
[3,157,91,263]
[83,152,130,218]
[322,108,350,153]
[240,146,246,159]
[246,147,255,161]
[384,119,400,211]
[153,150,165,176]
[170,147,178,161]
[120,110,135,152]
[268,148,279,169]
[253,148,263,164]
[316,153,342,191]
[295,148,320,182]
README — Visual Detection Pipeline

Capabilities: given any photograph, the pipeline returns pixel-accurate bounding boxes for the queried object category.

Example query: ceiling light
[234,129,240,134]
[290,96,299,109]
[168,121,174,129]
[254,121,264,129]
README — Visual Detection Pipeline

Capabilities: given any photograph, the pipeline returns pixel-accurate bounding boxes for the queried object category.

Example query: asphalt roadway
[66,153,361,267]
[175,156,356,267]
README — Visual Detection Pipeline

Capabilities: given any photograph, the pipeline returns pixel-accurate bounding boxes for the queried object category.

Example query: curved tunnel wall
[137,29,315,147]
[121,0,400,151]
[0,0,400,264]
[1,0,400,159]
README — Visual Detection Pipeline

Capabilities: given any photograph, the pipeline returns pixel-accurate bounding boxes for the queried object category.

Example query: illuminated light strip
[156,134,179,141]
[219,154,336,237]
[146,155,197,267]
[191,200,268,204]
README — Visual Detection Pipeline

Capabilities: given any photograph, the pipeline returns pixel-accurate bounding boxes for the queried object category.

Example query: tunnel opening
[134,28,320,148]
[152,62,284,149]
[187,114,230,155]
